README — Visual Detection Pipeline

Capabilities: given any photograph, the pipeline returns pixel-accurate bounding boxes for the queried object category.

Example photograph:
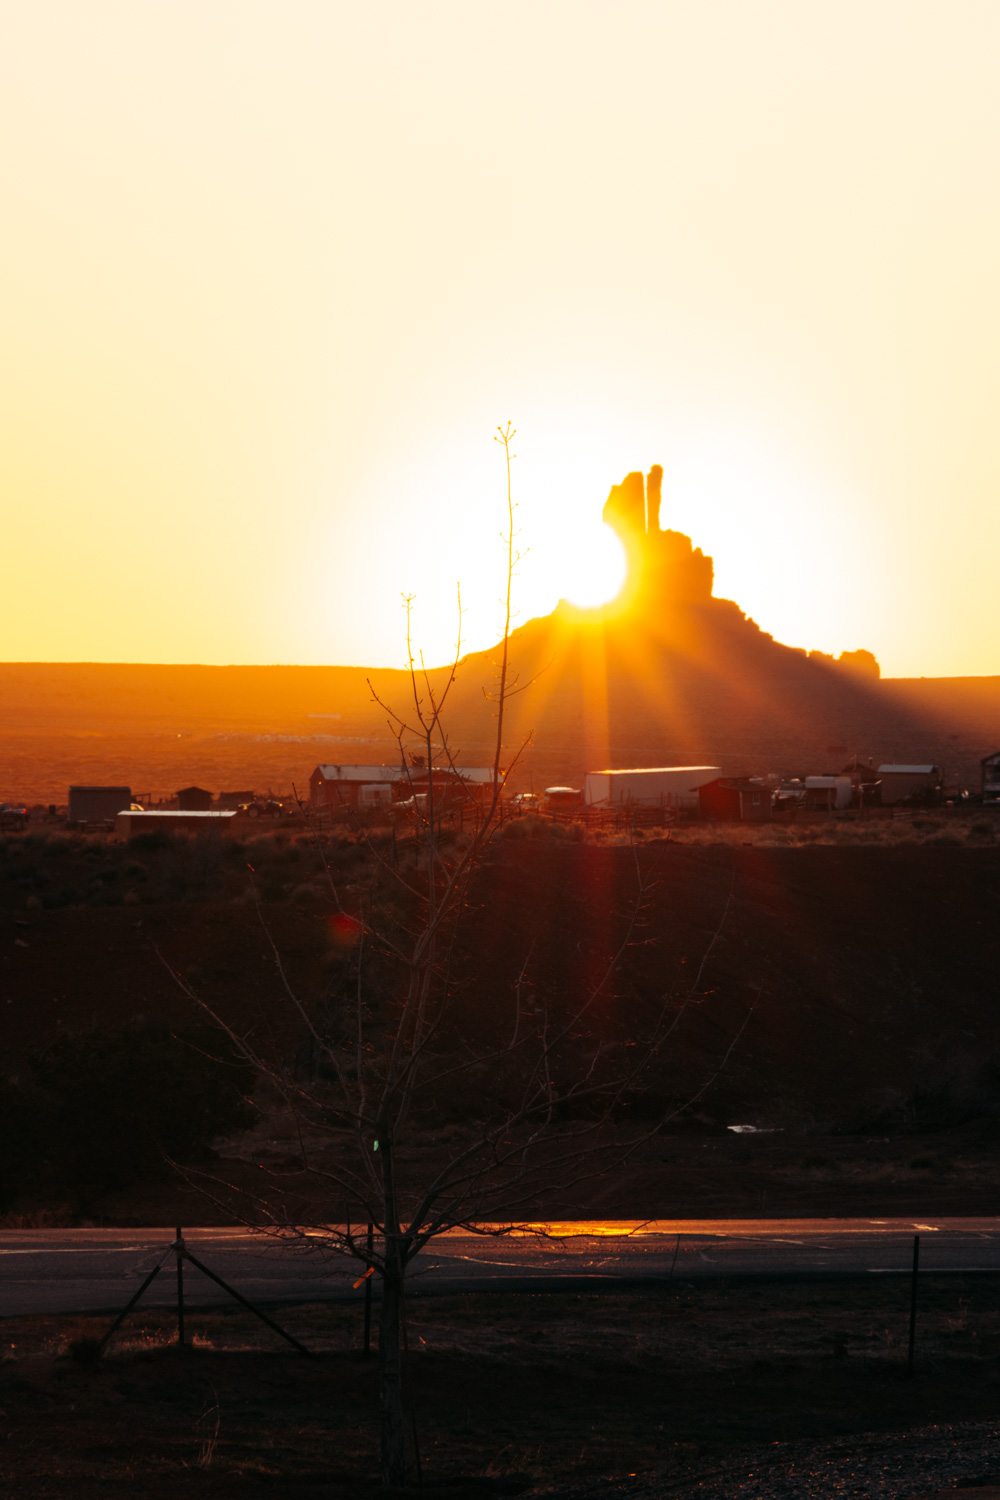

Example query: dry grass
[668,809,999,849]
[2,811,996,914]
[5,1279,1000,1496]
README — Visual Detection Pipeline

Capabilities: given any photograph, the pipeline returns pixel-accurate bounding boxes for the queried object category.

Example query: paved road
[3,1219,1000,1318]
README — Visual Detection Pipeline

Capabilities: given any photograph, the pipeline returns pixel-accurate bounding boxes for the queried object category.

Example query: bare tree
[164,427,752,1487]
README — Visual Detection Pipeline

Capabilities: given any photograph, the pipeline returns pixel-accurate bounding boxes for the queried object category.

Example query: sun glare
[561,521,627,609]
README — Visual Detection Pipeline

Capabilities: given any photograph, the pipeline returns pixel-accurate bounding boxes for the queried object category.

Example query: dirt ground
[20,1114,1000,1230]
[4,836,1000,1224]
[5,1279,1000,1498]
[5,838,1000,1494]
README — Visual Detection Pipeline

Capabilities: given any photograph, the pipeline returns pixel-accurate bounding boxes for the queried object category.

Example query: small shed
[177,786,213,811]
[699,777,772,821]
[544,786,584,813]
[68,786,131,823]
[876,764,942,805]
[218,790,255,809]
[982,751,1000,799]
[803,776,853,810]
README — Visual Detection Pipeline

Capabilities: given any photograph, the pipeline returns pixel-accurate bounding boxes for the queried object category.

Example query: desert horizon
[4,480,998,806]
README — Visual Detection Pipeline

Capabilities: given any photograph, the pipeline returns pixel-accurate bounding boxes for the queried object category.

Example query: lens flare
[328,913,362,948]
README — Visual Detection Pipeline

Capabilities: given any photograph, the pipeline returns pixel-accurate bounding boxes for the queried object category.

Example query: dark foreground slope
[4,833,1000,1220]
[7,1287,1000,1499]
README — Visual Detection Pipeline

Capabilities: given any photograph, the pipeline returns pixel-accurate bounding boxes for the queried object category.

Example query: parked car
[0,803,29,829]
[393,794,429,817]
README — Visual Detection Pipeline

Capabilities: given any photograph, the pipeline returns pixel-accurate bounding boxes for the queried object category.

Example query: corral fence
[309,800,677,836]
[39,1220,1000,1378]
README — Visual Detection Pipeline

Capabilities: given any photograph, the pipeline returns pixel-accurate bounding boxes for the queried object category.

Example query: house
[876,764,943,805]
[68,786,132,823]
[584,767,721,811]
[177,786,213,811]
[310,764,403,809]
[982,751,1000,801]
[404,765,499,803]
[699,777,772,821]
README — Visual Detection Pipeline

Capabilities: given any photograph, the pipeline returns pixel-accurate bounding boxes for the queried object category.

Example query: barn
[699,777,772,821]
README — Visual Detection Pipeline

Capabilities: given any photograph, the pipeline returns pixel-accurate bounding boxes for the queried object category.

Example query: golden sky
[2,1,999,677]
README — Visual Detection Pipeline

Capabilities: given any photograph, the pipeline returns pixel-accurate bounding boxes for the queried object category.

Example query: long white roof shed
[877,764,938,775]
[314,765,401,783]
[584,766,721,808]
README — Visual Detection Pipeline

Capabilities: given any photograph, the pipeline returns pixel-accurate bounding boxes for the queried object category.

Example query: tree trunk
[379,1262,406,1486]
[380,1137,406,1487]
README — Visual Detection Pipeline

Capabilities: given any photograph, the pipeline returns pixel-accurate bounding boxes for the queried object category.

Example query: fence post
[364,1220,374,1358]
[907,1234,920,1375]
[96,1262,163,1357]
[175,1226,186,1348]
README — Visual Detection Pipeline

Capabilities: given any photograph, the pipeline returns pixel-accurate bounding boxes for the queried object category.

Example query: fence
[28,1219,1000,1378]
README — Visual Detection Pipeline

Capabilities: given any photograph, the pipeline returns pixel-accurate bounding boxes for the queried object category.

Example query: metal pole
[179,1247,313,1357]
[175,1227,185,1347]
[364,1220,374,1358]
[97,1263,162,1357]
[907,1234,920,1375]
[401,1290,422,1486]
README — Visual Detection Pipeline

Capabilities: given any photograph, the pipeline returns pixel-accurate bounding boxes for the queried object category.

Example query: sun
[561,520,628,609]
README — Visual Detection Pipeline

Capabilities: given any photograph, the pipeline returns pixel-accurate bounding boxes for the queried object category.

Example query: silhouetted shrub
[68,1335,103,1364]
[858,1052,1000,1133]
[501,815,580,842]
[0,1077,45,1213]
[128,828,176,853]
[29,1021,258,1204]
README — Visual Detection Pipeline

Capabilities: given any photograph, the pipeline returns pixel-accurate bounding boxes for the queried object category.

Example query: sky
[2,0,999,678]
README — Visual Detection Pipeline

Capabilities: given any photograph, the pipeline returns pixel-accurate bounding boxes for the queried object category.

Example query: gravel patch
[541,1421,1000,1498]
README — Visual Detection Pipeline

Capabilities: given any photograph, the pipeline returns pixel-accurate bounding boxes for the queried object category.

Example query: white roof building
[584,766,720,809]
